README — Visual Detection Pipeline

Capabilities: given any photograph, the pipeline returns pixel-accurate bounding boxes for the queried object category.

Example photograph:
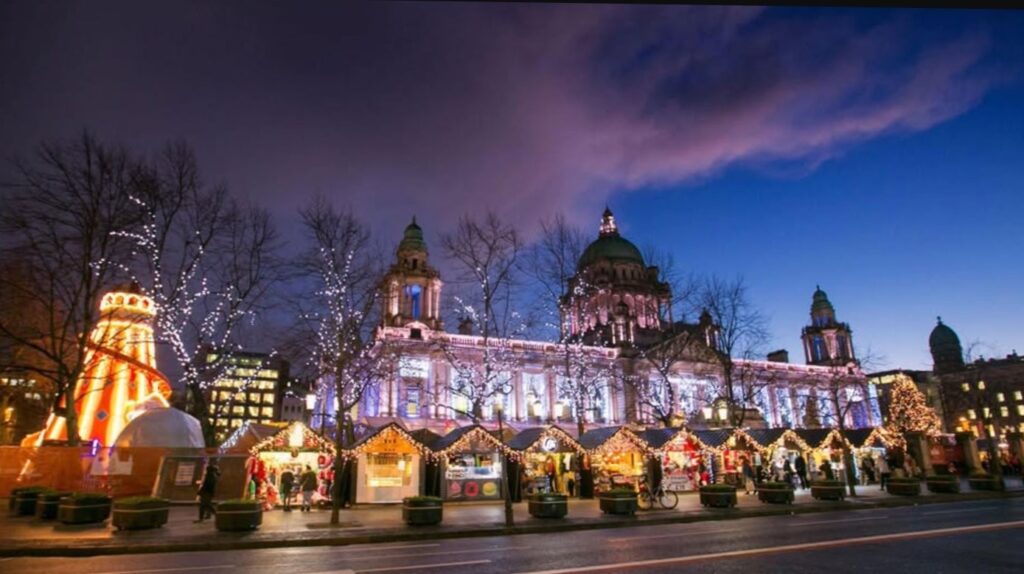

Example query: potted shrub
[11,486,50,516]
[58,492,113,525]
[887,477,922,496]
[36,491,72,520]
[599,488,639,516]
[215,499,262,531]
[528,493,568,518]
[757,481,794,505]
[810,480,846,501]
[112,496,171,531]
[968,472,1005,491]
[402,496,443,526]
[8,487,32,512]
[699,484,737,508]
[926,474,960,494]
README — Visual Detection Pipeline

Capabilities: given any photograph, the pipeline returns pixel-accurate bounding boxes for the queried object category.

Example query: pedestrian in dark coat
[280,468,295,511]
[794,454,809,489]
[195,461,220,522]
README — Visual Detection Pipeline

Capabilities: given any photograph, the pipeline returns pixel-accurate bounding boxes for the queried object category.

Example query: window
[997,393,1005,403]
[263,393,275,404]
[978,380,986,390]
[1000,406,1009,418]
[961,383,970,392]
[405,284,422,319]
[812,337,827,362]
[405,384,420,417]
[1015,391,1023,401]
[968,409,977,420]
[983,407,991,418]
[1017,405,1024,416]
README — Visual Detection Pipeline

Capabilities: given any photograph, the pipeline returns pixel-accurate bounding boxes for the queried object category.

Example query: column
[513,371,525,422]
[955,431,982,472]
[545,369,557,423]
[905,431,934,476]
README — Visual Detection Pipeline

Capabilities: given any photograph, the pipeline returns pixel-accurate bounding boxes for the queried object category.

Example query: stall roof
[579,426,654,454]
[639,428,675,450]
[745,428,787,448]
[250,421,335,454]
[219,421,288,453]
[408,428,442,449]
[430,424,512,456]
[794,428,833,448]
[507,426,583,453]
[348,422,433,455]
[692,429,731,449]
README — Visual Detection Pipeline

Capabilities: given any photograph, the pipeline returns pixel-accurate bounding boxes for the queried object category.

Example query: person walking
[195,460,220,523]
[280,467,295,511]
[741,456,756,495]
[794,454,809,489]
[300,465,318,512]
[819,459,834,481]
[876,453,891,491]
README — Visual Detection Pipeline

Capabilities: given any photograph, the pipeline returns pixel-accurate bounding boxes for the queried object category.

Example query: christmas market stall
[580,426,655,494]
[248,422,335,507]
[704,429,765,486]
[431,425,512,502]
[346,423,432,504]
[507,426,585,498]
[748,428,814,483]
[642,428,718,492]
[843,427,898,481]
[797,428,855,482]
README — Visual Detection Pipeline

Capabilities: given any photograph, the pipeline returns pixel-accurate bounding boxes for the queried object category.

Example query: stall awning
[220,421,288,453]
[250,422,335,455]
[507,426,584,454]
[580,426,655,456]
[430,424,515,458]
[347,422,433,457]
[641,427,718,453]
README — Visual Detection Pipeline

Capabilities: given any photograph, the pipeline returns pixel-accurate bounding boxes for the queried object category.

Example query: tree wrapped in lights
[293,197,392,526]
[437,212,523,527]
[117,143,280,446]
[884,374,941,441]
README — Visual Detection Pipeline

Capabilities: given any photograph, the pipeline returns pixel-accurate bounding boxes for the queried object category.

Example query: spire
[599,207,618,236]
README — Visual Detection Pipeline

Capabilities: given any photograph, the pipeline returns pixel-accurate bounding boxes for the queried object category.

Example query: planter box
[12,489,47,516]
[112,499,171,531]
[528,494,568,519]
[58,498,113,525]
[926,476,961,494]
[810,483,846,501]
[887,480,921,497]
[35,492,71,520]
[757,486,794,505]
[8,487,31,512]
[598,493,638,516]
[968,476,1005,492]
[402,498,443,526]
[699,487,737,508]
[215,502,262,531]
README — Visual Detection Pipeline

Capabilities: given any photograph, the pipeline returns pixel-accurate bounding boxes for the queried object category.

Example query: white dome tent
[113,405,205,449]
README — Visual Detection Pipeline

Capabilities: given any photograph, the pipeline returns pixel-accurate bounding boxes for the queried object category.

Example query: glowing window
[961,383,970,392]
[968,409,977,420]
[998,393,1005,403]
[1000,406,1009,418]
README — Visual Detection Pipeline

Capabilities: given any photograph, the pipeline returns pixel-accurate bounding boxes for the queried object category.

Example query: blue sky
[2,3,1022,370]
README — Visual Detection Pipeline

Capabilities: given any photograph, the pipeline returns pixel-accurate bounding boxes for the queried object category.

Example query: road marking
[795,515,887,526]
[513,520,1024,574]
[99,567,235,574]
[335,544,531,561]
[355,560,491,573]
[607,528,740,543]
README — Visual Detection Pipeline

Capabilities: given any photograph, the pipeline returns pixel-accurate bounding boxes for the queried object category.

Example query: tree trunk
[63,392,80,446]
[576,408,593,499]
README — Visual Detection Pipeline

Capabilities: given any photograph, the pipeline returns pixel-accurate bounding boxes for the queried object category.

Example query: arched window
[405,284,422,319]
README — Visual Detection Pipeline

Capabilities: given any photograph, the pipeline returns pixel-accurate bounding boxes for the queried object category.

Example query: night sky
[2,2,1022,371]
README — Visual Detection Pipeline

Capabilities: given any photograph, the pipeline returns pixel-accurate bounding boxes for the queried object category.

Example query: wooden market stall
[430,425,512,502]
[250,422,335,506]
[508,426,585,498]
[580,426,655,494]
[346,422,433,504]
[642,427,719,492]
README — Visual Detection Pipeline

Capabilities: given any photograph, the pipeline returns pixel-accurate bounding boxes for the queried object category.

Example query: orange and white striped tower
[36,283,172,446]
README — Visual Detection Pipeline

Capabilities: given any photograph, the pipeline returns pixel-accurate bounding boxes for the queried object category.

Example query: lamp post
[495,399,514,527]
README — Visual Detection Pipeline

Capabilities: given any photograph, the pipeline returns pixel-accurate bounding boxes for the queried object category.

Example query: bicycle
[637,480,679,510]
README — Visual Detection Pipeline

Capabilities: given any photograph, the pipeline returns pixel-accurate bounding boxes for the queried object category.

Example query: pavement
[2,477,1023,558]
[4,497,1023,573]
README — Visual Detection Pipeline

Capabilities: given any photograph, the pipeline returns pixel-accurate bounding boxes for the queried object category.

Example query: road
[3,498,1023,573]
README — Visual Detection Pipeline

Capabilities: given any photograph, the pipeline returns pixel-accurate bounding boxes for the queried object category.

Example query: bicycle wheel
[659,489,679,510]
[637,492,653,510]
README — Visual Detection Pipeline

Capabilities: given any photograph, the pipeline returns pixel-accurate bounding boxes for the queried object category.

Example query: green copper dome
[576,208,645,271]
[811,285,834,313]
[397,217,427,253]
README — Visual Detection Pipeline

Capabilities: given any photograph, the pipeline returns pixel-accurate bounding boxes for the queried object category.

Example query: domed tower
[562,208,671,347]
[801,286,855,365]
[929,317,965,374]
[382,218,443,331]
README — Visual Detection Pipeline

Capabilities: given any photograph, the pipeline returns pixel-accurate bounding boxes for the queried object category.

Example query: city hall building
[314,209,880,435]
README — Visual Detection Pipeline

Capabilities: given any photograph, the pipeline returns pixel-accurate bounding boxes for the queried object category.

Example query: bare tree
[696,275,772,429]
[120,143,281,445]
[437,212,523,526]
[0,133,139,445]
[294,197,392,525]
